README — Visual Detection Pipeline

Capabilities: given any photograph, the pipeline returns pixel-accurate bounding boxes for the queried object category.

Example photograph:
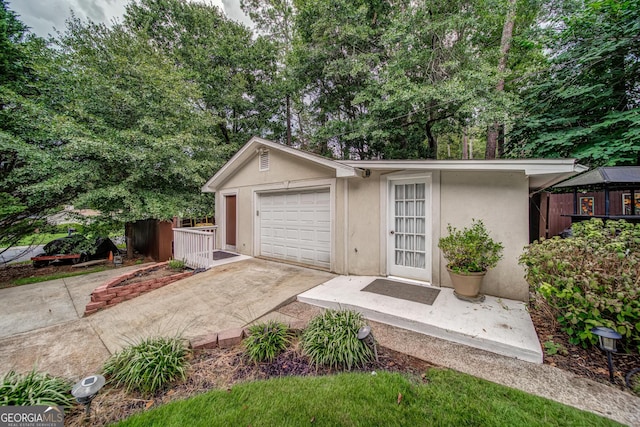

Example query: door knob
[390,230,395,235]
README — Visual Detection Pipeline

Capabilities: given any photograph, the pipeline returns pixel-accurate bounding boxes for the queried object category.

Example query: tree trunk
[126,222,133,259]
[425,121,437,159]
[611,48,628,112]
[218,121,230,145]
[462,126,468,159]
[486,0,517,159]
[286,94,292,146]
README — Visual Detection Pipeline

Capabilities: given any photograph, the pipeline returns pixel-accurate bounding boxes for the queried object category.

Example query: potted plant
[438,219,503,300]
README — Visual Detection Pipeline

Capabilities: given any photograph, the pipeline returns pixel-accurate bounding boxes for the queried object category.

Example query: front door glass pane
[393,183,427,268]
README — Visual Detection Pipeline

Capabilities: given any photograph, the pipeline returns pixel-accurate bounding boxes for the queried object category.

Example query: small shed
[196,137,586,301]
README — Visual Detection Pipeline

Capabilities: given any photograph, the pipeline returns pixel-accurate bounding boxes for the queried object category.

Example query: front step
[297,276,543,364]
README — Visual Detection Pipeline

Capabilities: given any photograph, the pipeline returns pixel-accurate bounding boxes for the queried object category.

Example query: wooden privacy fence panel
[543,191,629,238]
[126,220,174,261]
[173,226,217,269]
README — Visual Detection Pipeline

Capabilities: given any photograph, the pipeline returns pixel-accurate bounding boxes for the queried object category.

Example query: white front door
[388,177,431,282]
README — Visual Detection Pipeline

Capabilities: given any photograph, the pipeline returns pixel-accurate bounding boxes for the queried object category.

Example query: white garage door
[259,190,331,269]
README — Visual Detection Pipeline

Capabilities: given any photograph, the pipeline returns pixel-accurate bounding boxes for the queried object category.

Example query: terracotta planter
[447,267,486,298]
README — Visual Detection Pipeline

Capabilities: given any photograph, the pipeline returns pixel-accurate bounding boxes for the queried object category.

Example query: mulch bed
[65,343,433,426]
[112,266,180,288]
[63,299,640,427]
[528,293,640,389]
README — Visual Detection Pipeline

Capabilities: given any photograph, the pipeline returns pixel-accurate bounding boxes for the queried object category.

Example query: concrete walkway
[0,258,334,381]
[298,275,543,363]
[263,301,640,427]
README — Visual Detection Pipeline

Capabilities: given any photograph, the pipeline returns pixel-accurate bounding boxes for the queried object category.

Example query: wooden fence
[534,191,629,239]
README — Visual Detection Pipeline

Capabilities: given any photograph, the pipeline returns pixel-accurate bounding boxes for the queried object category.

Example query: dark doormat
[361,278,440,305]
[212,251,239,261]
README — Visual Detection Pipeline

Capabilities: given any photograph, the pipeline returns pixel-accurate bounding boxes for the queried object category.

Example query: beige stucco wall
[346,171,385,276]
[214,148,530,301]
[439,171,530,301]
[215,149,347,271]
[220,149,335,189]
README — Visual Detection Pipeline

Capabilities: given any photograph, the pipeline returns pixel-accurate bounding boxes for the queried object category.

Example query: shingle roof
[554,166,640,188]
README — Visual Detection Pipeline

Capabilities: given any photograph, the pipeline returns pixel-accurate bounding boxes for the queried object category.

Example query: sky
[8,0,252,38]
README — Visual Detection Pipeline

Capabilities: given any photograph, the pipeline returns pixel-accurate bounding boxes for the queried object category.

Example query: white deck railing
[173,226,217,269]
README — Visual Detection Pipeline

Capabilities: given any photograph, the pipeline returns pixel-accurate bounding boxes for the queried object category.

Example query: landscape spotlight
[71,374,105,417]
[358,325,378,362]
[591,326,622,383]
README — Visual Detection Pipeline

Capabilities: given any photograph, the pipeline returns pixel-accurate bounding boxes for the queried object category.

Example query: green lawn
[0,224,82,249]
[116,369,621,427]
[0,231,68,249]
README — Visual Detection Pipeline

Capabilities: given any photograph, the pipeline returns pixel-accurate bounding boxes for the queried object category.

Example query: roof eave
[202,137,357,193]
[339,159,587,191]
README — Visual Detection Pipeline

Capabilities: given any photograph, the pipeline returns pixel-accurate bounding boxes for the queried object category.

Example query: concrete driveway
[0,258,334,380]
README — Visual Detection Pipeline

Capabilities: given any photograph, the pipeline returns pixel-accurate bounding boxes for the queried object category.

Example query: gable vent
[259,149,269,171]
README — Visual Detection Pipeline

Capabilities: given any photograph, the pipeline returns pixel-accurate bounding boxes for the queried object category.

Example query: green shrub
[438,219,503,273]
[103,337,189,395]
[301,309,374,370]
[520,219,640,351]
[168,259,186,270]
[0,369,74,408]
[244,320,291,363]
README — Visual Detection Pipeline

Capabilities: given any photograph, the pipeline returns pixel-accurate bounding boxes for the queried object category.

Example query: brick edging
[190,320,308,350]
[84,262,193,316]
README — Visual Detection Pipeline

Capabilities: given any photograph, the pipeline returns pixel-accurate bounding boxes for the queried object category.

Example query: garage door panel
[259,190,331,269]
[299,230,314,242]
[317,251,330,264]
[300,249,316,263]
[285,211,298,221]
[317,230,331,243]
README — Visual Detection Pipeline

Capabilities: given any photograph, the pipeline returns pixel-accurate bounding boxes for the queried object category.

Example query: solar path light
[591,326,622,383]
[71,374,105,417]
[358,325,378,362]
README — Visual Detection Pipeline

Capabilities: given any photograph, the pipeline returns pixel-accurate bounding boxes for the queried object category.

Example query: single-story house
[201,137,586,301]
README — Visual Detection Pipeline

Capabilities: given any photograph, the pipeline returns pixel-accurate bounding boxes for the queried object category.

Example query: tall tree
[51,17,224,222]
[241,0,296,145]
[289,0,542,160]
[0,1,68,250]
[364,0,499,159]
[509,0,640,166]
[486,0,517,159]
[125,0,281,147]
[290,0,392,158]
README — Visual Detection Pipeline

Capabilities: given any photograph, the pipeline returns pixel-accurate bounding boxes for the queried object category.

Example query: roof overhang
[338,159,588,192]
[554,166,640,189]
[202,137,358,192]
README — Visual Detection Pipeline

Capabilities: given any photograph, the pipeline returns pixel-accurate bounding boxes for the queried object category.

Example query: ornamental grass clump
[168,259,186,270]
[244,320,291,363]
[102,336,189,395]
[302,309,374,370]
[438,219,503,274]
[0,369,74,408]
[520,219,640,351]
